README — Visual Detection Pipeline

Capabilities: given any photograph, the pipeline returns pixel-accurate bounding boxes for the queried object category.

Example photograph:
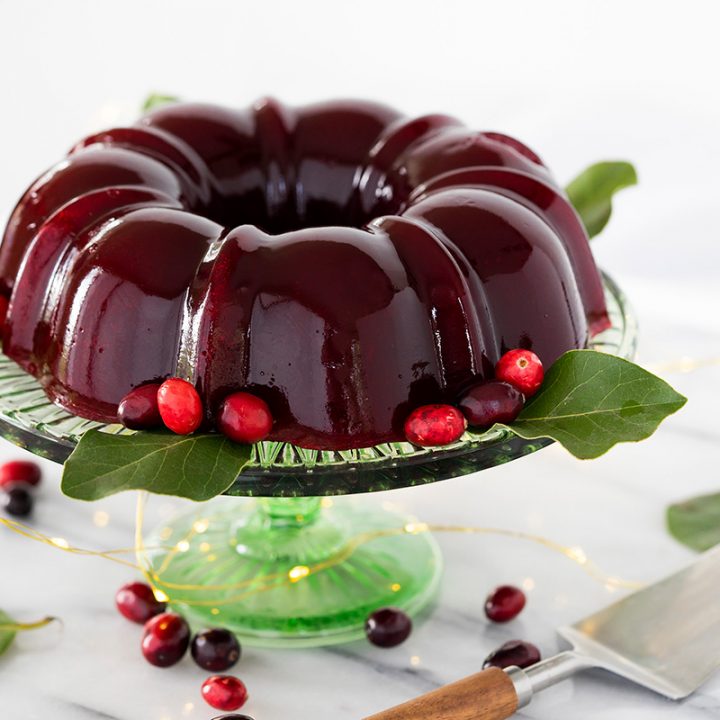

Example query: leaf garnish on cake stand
[499,350,687,459]
[62,431,251,502]
[566,161,638,237]
[142,93,180,112]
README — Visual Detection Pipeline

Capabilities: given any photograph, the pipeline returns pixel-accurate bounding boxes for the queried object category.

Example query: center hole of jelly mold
[201,176,403,235]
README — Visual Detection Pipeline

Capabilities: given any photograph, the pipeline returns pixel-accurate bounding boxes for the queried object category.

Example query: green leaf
[0,610,16,657]
[667,492,720,551]
[501,350,687,459]
[566,161,638,238]
[142,93,179,112]
[61,430,252,502]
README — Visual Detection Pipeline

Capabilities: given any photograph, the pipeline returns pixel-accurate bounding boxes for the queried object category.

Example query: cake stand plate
[0,274,636,647]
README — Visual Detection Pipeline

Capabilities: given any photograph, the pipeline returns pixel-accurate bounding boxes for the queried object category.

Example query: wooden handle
[363,667,519,720]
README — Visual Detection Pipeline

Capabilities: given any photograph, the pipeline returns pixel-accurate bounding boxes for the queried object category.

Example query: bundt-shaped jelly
[0,99,608,450]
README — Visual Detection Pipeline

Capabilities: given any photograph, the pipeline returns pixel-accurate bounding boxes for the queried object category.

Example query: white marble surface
[1,2,720,718]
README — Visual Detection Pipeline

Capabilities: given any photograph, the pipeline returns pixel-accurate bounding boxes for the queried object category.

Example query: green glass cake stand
[0,274,636,647]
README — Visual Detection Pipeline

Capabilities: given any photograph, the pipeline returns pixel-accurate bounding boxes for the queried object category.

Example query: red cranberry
[218,392,273,444]
[117,384,162,430]
[201,675,249,712]
[365,607,413,648]
[483,640,541,669]
[157,378,203,435]
[0,460,41,488]
[404,404,467,447]
[141,612,190,667]
[192,628,241,671]
[458,381,524,428]
[495,349,544,397]
[485,585,526,622]
[3,484,33,517]
[116,582,167,624]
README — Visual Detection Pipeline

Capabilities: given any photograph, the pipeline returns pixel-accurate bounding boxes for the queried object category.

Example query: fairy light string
[1,494,642,611]
[1,514,165,570]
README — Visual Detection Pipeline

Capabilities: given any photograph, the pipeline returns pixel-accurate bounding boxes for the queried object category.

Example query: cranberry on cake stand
[0,273,635,647]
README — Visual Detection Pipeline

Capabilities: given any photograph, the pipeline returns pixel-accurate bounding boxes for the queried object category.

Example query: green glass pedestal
[143,496,442,647]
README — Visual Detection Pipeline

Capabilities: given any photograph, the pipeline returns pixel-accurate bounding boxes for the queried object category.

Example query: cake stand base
[142,496,443,648]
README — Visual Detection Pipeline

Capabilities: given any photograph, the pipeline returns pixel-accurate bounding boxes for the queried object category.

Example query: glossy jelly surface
[0,100,608,449]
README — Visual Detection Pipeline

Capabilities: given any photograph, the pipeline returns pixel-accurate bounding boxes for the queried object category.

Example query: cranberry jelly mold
[0,99,608,450]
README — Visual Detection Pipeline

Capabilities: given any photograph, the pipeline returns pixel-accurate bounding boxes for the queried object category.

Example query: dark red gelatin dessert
[0,99,609,450]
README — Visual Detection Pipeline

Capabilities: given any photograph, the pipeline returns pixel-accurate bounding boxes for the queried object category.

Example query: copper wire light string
[1,493,642,611]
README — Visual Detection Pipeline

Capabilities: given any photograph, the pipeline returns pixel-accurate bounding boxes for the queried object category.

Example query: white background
[1,2,719,719]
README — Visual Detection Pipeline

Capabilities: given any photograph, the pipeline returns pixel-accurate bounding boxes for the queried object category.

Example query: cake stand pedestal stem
[144,493,443,647]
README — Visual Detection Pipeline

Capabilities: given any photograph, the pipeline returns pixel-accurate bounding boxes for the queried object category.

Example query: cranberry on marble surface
[483,640,541,669]
[3,484,33,517]
[141,612,190,667]
[116,582,166,624]
[202,675,249,712]
[484,585,526,623]
[365,607,413,648]
[0,459,41,488]
[192,628,241,671]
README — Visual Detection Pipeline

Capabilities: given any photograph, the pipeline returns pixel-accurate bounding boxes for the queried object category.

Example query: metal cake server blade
[365,546,720,720]
[554,543,720,699]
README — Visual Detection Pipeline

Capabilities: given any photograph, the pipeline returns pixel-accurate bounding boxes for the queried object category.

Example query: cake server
[364,545,720,719]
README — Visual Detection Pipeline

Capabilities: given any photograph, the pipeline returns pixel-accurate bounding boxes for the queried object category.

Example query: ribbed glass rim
[0,272,636,496]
